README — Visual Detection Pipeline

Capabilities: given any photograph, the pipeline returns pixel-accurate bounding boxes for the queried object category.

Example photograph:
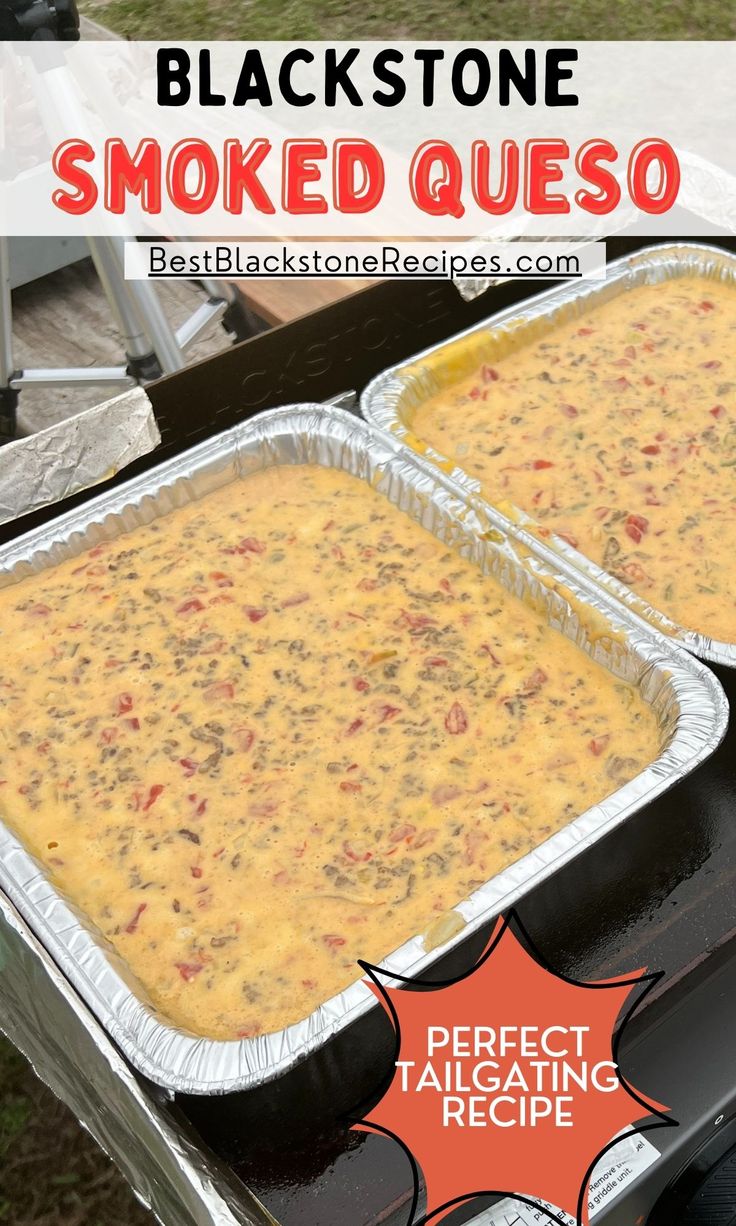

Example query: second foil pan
[362,242,736,667]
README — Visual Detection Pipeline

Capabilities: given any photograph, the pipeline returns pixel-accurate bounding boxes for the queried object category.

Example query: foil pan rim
[361,240,736,667]
[0,403,727,1094]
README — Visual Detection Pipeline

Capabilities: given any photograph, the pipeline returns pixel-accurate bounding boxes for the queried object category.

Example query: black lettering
[413,49,444,106]
[545,48,578,106]
[372,48,406,106]
[156,48,190,106]
[198,49,225,106]
[325,48,363,107]
[451,48,491,106]
[233,50,273,107]
[279,49,316,106]
[499,48,536,106]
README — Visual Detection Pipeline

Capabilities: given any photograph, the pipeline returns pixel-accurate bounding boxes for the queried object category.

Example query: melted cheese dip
[0,466,659,1038]
[414,276,736,642]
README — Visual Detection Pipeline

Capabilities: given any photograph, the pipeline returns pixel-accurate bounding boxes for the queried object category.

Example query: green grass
[0,1035,153,1226]
[81,0,736,40]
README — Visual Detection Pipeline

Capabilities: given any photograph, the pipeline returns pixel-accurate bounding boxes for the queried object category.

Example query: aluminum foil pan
[362,241,736,668]
[0,404,727,1095]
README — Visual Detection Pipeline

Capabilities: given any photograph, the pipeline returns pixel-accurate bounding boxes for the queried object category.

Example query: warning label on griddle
[477,1133,660,1225]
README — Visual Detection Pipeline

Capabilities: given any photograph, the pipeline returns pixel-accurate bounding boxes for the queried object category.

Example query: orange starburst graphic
[354,913,672,1226]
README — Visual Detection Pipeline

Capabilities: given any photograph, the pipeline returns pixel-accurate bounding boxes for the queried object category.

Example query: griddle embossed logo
[353,913,673,1226]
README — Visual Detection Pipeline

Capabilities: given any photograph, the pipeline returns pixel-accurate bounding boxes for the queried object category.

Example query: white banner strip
[124,240,607,281]
[2,42,735,237]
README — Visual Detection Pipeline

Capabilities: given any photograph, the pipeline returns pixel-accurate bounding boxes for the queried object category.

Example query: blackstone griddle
[2,233,736,1226]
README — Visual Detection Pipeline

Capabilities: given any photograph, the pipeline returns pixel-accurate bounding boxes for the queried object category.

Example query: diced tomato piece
[176,598,205,615]
[625,514,649,544]
[233,727,255,752]
[701,360,722,370]
[533,459,554,470]
[142,784,164,812]
[191,866,203,879]
[346,718,364,736]
[209,572,233,587]
[323,934,347,949]
[175,962,204,982]
[377,704,401,723]
[641,444,660,455]
[204,681,235,701]
[578,326,594,336]
[281,592,310,608]
[445,701,468,734]
[431,784,463,806]
[621,562,651,584]
[125,903,147,934]
[464,829,488,866]
[28,603,52,617]
[339,780,362,793]
[124,717,141,731]
[244,606,267,623]
[353,677,370,691]
[396,608,436,630]
[426,657,448,667]
[343,840,371,861]
[389,824,417,843]
[179,758,198,776]
[711,405,727,419]
[249,800,280,818]
[560,403,578,418]
[699,300,715,312]
[116,693,134,715]
[481,364,500,382]
[239,537,266,554]
[588,735,611,756]
[523,668,548,692]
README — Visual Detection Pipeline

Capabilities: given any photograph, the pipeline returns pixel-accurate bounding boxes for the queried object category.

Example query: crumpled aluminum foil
[365,241,736,667]
[0,387,160,526]
[0,404,726,1096]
